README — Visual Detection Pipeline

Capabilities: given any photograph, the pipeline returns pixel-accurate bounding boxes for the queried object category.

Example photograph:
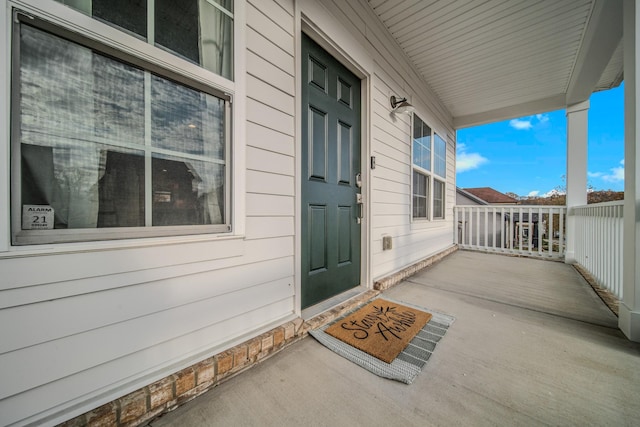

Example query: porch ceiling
[367,0,623,128]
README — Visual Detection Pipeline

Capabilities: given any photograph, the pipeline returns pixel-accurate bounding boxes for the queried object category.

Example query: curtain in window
[199,0,233,80]
[20,24,145,229]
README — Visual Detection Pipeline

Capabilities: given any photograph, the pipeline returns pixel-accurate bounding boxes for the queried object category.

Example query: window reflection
[94,0,147,38]
[151,75,225,159]
[434,134,446,178]
[413,116,431,171]
[17,22,227,236]
[152,156,224,226]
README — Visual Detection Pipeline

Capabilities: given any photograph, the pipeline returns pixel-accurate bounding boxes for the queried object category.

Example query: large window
[12,8,231,245]
[412,114,446,220]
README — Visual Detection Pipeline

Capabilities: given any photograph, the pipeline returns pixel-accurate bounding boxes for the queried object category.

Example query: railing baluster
[484,207,489,249]
[476,207,481,247]
[468,207,472,247]
[509,207,514,252]
[492,207,497,250]
[560,207,565,256]
[538,207,543,256]
[500,207,505,250]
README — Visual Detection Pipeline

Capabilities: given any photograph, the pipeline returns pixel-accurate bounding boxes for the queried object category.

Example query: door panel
[309,106,328,181]
[309,205,328,273]
[301,34,361,309]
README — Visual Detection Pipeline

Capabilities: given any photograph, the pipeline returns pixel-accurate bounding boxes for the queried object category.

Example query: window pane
[156,0,234,80]
[56,0,147,38]
[151,75,225,159]
[93,0,147,37]
[155,0,200,63]
[98,150,146,227]
[412,170,429,219]
[19,24,146,230]
[412,114,431,171]
[434,180,444,219]
[199,0,234,79]
[22,143,145,229]
[152,155,225,226]
[434,134,446,178]
[20,25,145,147]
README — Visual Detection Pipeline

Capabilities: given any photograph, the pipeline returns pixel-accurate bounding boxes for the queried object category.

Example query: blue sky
[456,84,625,197]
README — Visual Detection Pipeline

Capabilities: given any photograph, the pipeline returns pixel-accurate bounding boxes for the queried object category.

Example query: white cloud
[509,118,533,130]
[589,159,624,183]
[536,114,549,124]
[509,114,550,130]
[541,189,564,197]
[527,190,539,197]
[456,143,488,172]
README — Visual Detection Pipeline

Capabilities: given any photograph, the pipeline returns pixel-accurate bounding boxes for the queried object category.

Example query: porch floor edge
[374,244,459,291]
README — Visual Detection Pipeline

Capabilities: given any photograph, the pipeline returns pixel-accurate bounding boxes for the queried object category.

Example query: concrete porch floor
[148,251,640,426]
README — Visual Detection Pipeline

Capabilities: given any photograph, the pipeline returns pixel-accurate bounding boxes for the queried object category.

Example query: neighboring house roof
[456,187,489,205]
[462,187,519,204]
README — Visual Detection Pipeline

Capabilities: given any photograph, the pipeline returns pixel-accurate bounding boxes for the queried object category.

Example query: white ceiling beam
[565,0,623,105]
[453,94,567,129]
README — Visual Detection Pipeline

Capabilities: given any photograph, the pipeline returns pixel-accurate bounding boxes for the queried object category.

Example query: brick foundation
[58,318,305,427]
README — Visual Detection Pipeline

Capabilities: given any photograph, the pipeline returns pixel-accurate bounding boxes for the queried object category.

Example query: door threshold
[301,285,370,320]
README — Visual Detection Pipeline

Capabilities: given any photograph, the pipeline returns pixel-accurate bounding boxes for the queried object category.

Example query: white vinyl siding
[0,1,297,425]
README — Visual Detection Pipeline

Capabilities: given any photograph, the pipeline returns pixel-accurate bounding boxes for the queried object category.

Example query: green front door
[301,34,362,309]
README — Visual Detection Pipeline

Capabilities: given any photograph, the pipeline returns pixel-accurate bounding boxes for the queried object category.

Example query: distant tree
[587,190,624,204]
[522,190,622,205]
[525,194,565,206]
[555,174,567,194]
[505,192,520,200]
[520,189,623,239]
[555,174,595,194]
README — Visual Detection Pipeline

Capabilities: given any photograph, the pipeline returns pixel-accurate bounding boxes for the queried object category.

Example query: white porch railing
[454,205,567,259]
[571,201,624,299]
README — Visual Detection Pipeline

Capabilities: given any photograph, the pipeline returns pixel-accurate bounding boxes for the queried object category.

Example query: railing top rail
[454,205,567,209]
[572,200,624,210]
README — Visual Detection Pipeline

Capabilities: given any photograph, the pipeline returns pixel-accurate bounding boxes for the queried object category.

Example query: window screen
[13,14,230,244]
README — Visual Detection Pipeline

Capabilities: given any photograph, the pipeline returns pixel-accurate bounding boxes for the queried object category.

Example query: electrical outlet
[382,235,392,250]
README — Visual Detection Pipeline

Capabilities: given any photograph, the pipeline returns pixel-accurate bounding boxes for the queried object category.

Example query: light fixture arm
[390,96,406,109]
[390,95,415,115]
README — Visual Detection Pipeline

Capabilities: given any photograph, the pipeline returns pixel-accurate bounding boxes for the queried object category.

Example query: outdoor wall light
[390,95,415,115]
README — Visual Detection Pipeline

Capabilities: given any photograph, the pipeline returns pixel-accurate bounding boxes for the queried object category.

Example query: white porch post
[621,0,640,341]
[565,101,589,264]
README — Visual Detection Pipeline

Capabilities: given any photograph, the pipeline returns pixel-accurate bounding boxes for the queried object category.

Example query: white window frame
[411,113,446,222]
[8,1,240,246]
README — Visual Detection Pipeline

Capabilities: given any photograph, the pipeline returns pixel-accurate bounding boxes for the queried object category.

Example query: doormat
[324,299,432,363]
[309,298,455,384]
